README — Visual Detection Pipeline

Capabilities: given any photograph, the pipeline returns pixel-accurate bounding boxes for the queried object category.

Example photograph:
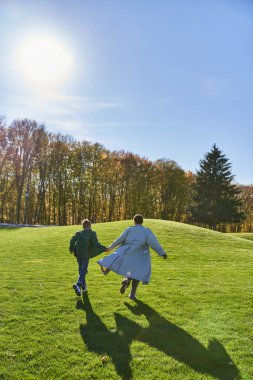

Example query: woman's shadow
[118,300,241,380]
[78,295,240,380]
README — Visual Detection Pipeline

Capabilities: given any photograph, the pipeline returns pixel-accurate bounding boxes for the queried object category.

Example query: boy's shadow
[78,293,132,380]
[78,295,240,380]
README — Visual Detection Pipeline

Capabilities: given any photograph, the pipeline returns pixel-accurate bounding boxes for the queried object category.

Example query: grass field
[0,220,252,380]
[229,233,253,242]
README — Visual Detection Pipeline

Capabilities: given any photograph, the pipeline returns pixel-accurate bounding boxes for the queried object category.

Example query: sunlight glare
[17,34,73,88]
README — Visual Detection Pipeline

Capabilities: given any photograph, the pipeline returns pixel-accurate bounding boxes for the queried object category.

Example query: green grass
[0,220,252,380]
[229,233,253,242]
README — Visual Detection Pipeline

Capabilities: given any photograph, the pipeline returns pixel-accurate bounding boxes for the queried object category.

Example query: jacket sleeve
[146,228,166,256]
[91,232,107,251]
[108,228,130,250]
[69,234,77,253]
[89,232,107,258]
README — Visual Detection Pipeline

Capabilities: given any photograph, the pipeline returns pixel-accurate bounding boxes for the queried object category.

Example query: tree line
[0,118,252,231]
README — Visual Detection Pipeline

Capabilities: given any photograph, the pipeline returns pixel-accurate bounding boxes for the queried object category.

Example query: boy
[69,219,107,296]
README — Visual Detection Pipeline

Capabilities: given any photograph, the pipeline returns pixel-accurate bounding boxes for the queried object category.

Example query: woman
[98,214,168,300]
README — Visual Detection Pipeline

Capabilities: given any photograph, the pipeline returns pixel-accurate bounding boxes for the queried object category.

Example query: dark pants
[76,258,89,288]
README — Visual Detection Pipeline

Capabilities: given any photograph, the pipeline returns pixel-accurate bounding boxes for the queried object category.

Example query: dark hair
[133,214,143,225]
[82,219,91,229]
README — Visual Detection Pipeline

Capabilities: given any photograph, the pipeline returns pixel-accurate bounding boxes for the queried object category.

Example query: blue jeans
[76,258,89,288]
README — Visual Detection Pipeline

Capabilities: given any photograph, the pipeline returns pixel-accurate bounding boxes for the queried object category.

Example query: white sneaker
[73,284,81,296]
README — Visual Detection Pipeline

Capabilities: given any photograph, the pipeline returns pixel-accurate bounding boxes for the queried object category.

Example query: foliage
[0,120,190,225]
[190,144,245,230]
[238,185,253,232]
[0,220,252,379]
[0,119,252,230]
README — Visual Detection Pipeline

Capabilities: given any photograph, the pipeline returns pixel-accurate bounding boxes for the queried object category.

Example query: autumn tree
[154,159,190,221]
[239,185,253,232]
[7,119,45,223]
[0,117,12,222]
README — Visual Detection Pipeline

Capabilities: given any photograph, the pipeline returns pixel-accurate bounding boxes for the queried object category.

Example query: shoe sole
[120,280,130,294]
[73,284,81,296]
[100,266,110,276]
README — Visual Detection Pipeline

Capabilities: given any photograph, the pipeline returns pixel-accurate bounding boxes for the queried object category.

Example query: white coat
[97,224,166,284]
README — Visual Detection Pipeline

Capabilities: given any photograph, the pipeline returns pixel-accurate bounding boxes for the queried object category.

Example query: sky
[0,0,252,184]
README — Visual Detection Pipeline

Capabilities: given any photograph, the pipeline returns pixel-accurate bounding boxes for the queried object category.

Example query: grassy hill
[229,233,253,242]
[0,220,252,380]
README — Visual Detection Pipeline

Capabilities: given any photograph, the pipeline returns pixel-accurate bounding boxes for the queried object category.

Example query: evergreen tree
[191,144,245,229]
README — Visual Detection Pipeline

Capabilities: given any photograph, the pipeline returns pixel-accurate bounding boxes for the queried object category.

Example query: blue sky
[0,0,252,184]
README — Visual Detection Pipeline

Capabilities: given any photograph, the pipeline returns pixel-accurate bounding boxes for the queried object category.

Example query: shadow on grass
[0,226,23,230]
[78,293,132,380]
[120,300,241,380]
[78,295,240,380]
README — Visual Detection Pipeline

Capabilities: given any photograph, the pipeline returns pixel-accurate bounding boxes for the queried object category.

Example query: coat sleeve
[108,228,130,250]
[69,234,77,253]
[145,228,166,256]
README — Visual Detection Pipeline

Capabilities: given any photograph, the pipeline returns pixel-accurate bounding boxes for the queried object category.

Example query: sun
[17,33,73,88]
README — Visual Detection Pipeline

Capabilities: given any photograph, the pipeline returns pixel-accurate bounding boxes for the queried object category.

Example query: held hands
[106,247,111,252]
